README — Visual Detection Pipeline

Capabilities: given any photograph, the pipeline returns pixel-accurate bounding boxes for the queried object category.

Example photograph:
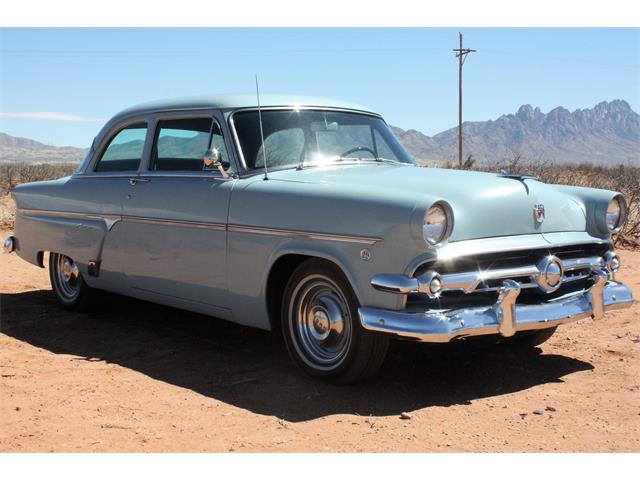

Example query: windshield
[232,109,416,170]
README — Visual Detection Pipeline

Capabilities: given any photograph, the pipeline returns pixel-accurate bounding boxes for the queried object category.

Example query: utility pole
[453,32,476,167]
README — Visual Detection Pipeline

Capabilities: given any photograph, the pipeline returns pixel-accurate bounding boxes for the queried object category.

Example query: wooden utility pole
[453,32,476,167]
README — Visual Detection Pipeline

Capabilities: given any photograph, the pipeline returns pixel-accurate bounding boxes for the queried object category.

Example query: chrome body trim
[121,216,226,231]
[138,172,233,180]
[17,208,122,231]
[227,224,380,245]
[370,273,420,294]
[16,209,378,244]
[71,172,136,179]
[74,172,232,181]
[359,277,635,343]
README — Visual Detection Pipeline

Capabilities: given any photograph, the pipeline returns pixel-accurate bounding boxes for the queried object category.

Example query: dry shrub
[0,162,77,229]
[0,162,77,196]
[0,194,16,230]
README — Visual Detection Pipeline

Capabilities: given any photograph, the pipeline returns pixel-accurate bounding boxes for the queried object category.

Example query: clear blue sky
[1,28,638,147]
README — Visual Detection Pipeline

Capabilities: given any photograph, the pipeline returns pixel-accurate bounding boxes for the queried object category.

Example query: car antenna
[255,75,269,181]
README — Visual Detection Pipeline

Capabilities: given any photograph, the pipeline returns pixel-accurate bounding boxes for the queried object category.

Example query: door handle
[129,178,150,186]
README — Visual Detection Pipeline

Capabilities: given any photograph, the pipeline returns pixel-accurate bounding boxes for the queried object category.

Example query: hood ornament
[533,204,545,223]
[499,170,539,181]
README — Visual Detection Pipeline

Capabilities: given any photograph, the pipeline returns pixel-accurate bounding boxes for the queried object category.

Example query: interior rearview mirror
[310,121,339,132]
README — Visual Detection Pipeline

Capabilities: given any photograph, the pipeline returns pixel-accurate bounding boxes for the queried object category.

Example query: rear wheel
[281,259,389,384]
[49,253,99,311]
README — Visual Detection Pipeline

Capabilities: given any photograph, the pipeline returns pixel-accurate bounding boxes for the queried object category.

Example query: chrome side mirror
[203,148,230,178]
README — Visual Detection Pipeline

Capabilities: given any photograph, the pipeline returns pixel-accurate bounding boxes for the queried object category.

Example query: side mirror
[203,148,230,178]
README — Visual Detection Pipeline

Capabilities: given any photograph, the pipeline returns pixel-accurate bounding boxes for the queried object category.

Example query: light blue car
[4,95,635,383]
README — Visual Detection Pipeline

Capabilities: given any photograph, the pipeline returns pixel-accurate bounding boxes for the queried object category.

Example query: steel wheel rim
[54,254,81,300]
[289,274,353,370]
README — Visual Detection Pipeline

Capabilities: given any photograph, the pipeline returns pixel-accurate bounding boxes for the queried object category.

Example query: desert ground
[1,230,638,452]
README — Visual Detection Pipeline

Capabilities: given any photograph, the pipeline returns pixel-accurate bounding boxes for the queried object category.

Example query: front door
[118,115,234,312]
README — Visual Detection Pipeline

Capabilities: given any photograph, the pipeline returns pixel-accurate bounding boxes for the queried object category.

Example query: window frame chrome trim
[89,118,151,174]
[144,112,235,175]
[80,109,241,177]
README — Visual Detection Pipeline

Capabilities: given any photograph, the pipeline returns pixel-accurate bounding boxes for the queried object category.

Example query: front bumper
[358,271,635,342]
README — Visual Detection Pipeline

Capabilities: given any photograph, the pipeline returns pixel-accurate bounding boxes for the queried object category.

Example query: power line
[453,32,476,167]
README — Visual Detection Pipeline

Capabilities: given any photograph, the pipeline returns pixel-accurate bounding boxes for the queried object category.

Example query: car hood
[267,164,587,242]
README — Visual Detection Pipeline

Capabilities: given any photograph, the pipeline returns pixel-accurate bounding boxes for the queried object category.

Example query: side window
[95,123,147,172]
[151,117,222,171]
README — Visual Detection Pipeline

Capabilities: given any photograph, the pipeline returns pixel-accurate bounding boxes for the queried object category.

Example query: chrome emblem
[533,204,545,223]
[535,255,564,293]
[360,248,371,261]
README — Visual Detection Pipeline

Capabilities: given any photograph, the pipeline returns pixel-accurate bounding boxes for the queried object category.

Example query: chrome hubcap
[55,255,81,300]
[290,275,352,369]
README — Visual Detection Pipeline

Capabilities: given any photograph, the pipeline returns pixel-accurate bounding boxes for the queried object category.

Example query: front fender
[552,185,622,238]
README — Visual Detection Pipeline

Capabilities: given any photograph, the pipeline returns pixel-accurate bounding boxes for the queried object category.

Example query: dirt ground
[1,230,638,452]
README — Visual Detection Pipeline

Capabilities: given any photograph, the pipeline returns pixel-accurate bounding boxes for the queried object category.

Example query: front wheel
[281,259,389,384]
[49,253,100,311]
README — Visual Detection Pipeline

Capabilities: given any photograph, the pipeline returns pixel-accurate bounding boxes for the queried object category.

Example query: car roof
[114,94,379,119]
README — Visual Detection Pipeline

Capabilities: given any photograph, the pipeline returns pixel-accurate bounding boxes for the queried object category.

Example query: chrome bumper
[359,272,635,342]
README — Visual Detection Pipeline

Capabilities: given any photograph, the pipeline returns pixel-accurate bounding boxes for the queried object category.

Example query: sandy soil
[1,230,638,452]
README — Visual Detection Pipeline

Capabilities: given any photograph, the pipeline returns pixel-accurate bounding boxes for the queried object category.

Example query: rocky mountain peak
[393,100,639,165]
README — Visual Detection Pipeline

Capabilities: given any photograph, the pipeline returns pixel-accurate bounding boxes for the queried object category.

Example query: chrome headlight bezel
[605,195,627,233]
[423,201,454,245]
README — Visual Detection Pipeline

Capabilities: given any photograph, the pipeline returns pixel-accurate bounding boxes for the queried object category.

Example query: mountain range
[0,132,87,163]
[392,100,639,166]
[1,100,638,166]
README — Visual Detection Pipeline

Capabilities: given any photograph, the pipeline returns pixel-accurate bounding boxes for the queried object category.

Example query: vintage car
[4,95,636,383]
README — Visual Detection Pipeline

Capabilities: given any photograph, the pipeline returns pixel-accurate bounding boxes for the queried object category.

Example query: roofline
[109,94,379,122]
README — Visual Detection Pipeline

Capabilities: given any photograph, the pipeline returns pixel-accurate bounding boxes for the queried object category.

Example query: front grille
[408,242,610,310]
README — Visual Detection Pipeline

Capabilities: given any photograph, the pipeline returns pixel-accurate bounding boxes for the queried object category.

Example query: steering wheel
[339,146,377,158]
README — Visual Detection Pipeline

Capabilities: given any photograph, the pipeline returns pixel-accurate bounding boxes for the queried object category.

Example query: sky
[1,27,638,147]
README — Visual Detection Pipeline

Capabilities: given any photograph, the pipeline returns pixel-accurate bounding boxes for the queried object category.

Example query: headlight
[423,203,452,245]
[606,195,627,232]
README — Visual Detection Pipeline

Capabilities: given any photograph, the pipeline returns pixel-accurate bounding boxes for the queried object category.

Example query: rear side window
[151,117,216,171]
[95,123,147,172]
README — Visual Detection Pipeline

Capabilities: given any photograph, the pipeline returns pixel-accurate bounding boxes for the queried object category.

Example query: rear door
[117,112,235,312]
[80,121,150,293]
